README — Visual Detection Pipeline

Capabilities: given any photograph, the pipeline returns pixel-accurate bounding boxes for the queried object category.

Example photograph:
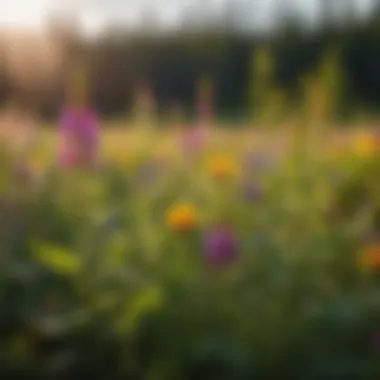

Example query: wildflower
[207,154,238,181]
[165,202,198,232]
[358,242,380,273]
[352,132,380,158]
[57,107,99,170]
[203,225,238,267]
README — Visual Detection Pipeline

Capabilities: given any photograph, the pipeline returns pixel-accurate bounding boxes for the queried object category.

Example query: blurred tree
[0,0,380,122]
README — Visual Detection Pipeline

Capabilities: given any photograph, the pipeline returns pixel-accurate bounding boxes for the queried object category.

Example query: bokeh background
[0,1,380,379]
[0,0,379,121]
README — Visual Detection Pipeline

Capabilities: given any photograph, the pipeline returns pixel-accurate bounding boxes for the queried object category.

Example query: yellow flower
[352,133,379,158]
[358,243,380,272]
[165,202,198,231]
[207,154,238,180]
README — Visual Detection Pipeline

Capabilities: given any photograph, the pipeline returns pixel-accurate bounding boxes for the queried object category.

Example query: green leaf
[32,242,80,276]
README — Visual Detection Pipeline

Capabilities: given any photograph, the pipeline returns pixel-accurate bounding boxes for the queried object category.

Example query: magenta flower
[203,226,239,267]
[57,107,99,170]
[180,125,209,156]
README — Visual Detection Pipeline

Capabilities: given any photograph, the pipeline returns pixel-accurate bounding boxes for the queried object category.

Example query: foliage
[0,126,379,380]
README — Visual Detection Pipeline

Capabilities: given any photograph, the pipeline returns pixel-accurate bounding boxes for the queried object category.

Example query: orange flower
[207,154,238,181]
[165,202,198,232]
[352,133,379,158]
[358,243,380,272]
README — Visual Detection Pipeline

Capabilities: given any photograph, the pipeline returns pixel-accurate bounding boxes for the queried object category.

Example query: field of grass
[0,123,380,379]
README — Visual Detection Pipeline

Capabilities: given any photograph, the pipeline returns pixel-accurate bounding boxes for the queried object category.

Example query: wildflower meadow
[0,49,380,380]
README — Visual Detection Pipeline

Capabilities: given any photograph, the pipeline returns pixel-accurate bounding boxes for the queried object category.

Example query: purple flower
[203,226,239,267]
[57,107,99,170]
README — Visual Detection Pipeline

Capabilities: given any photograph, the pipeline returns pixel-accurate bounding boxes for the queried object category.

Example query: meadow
[0,117,379,379]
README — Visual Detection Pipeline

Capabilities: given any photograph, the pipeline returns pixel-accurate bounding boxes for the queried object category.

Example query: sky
[0,0,375,35]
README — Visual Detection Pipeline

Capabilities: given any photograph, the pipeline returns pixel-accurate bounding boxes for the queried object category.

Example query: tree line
[0,7,380,123]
